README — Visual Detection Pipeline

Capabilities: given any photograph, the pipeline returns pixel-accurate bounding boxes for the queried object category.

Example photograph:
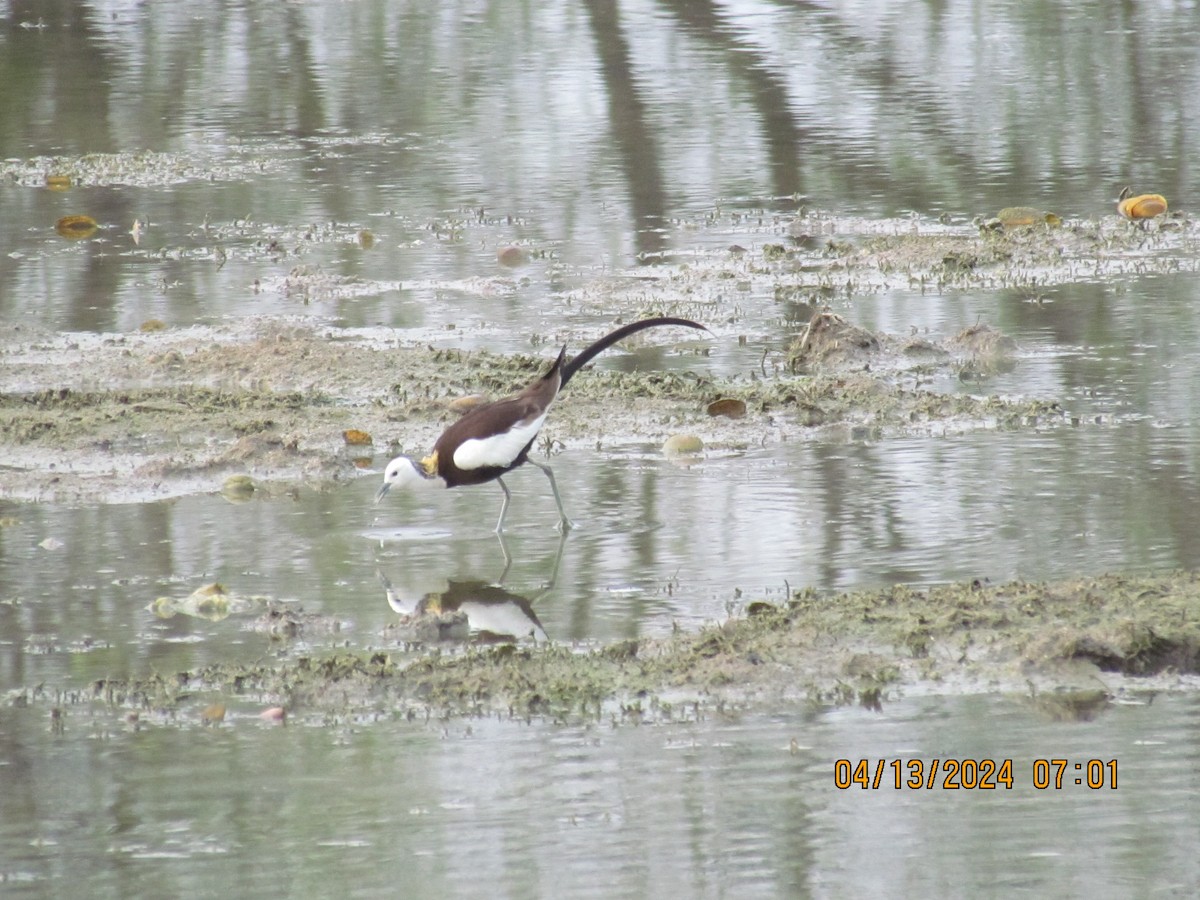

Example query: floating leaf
[55,214,99,239]
[342,428,373,446]
[45,174,72,191]
[706,398,747,419]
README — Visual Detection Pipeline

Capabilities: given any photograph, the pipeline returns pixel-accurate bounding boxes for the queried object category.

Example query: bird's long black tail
[559,316,707,388]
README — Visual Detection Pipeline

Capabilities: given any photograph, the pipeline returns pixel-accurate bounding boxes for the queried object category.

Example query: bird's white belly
[453,410,549,471]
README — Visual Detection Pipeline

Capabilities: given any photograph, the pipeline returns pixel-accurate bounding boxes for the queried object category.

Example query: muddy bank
[0,314,1063,502]
[15,571,1199,726]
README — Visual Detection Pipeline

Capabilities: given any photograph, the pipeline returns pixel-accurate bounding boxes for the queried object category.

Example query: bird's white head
[375,455,441,503]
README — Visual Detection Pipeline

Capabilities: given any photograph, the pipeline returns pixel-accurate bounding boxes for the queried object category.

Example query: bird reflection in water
[378,532,564,643]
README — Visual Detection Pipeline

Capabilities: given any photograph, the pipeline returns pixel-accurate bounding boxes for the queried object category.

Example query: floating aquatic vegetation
[148,583,263,621]
[994,207,1062,229]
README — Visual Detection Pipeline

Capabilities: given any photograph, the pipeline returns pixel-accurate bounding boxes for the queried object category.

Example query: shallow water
[5,0,1200,894]
[2,690,1197,897]
[4,418,1200,688]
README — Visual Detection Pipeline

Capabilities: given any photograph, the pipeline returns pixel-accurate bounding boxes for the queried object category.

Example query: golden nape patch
[420,452,439,477]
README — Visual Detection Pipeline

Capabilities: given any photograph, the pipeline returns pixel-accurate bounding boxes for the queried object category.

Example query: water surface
[5,1,1200,895]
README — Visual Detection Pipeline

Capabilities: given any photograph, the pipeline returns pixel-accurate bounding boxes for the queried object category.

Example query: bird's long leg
[494,529,513,583]
[495,476,513,533]
[528,458,574,532]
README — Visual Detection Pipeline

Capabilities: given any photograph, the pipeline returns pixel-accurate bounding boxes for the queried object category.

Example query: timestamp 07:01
[832,758,1118,790]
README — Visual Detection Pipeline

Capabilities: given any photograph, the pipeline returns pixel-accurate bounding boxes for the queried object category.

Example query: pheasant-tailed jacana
[375,317,707,531]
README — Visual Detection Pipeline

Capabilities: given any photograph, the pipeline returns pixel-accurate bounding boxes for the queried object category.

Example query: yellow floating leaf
[45,174,72,191]
[55,214,99,239]
[342,428,373,446]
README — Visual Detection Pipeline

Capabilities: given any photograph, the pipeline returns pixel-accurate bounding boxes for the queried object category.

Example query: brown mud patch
[15,571,1200,726]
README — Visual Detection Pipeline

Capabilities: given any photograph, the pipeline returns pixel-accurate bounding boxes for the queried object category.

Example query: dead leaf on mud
[706,398,747,419]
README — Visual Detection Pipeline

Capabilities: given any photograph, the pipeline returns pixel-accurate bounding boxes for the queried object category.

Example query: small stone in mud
[662,434,704,456]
